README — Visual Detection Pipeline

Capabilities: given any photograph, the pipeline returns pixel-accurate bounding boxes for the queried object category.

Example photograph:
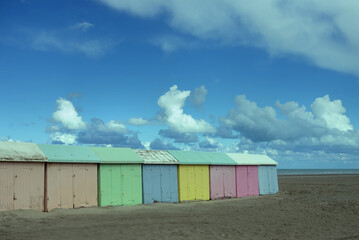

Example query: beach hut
[90,147,143,206]
[135,150,179,204]
[226,153,278,196]
[168,151,228,202]
[38,144,99,211]
[0,141,47,211]
[207,154,237,200]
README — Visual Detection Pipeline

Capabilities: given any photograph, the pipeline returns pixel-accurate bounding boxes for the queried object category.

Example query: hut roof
[226,153,278,165]
[38,144,99,163]
[0,141,48,162]
[90,147,143,164]
[168,150,237,165]
[135,150,179,164]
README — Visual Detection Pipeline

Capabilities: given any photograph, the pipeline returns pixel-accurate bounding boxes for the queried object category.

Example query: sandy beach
[1,175,358,240]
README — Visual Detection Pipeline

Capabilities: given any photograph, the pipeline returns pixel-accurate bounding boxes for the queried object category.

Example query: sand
[1,175,358,240]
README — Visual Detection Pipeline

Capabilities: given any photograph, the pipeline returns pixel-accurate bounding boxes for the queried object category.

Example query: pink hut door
[247,166,259,196]
[223,166,236,198]
[236,166,249,197]
[210,166,224,200]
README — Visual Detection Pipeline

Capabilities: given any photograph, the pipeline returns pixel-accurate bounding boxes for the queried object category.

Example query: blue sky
[1,0,359,169]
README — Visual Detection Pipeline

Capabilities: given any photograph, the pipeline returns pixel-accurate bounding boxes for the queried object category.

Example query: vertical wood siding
[258,166,278,195]
[178,165,209,202]
[142,165,178,204]
[210,166,236,200]
[236,166,259,197]
[47,163,97,210]
[98,164,142,206]
[0,162,44,211]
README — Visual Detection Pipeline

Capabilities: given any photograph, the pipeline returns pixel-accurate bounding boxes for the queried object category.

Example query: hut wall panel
[168,166,179,202]
[258,166,270,195]
[142,165,161,204]
[210,166,224,199]
[247,166,259,196]
[178,165,209,201]
[73,164,97,208]
[160,166,170,201]
[0,162,44,211]
[99,165,121,206]
[236,166,259,197]
[196,166,210,200]
[267,166,279,194]
[142,165,178,204]
[47,163,97,210]
[236,166,249,197]
[121,165,142,205]
[47,164,73,210]
[99,164,142,206]
[223,166,236,198]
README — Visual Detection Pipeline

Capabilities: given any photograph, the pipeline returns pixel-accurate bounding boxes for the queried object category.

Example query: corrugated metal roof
[0,141,48,162]
[37,144,99,163]
[90,147,143,164]
[226,153,278,165]
[168,150,237,165]
[135,150,179,164]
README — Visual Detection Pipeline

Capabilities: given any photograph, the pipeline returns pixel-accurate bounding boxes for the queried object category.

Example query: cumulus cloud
[219,94,359,166]
[222,94,354,143]
[76,118,142,148]
[157,85,216,133]
[128,117,150,126]
[311,95,353,131]
[53,98,86,130]
[50,132,77,145]
[159,129,199,143]
[99,0,359,76]
[189,85,207,108]
[198,136,220,149]
[149,138,180,150]
[70,22,94,32]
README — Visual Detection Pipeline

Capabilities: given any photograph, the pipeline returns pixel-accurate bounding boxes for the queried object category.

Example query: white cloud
[102,120,128,134]
[50,132,77,145]
[99,0,359,76]
[157,85,216,133]
[70,22,94,32]
[311,95,353,131]
[128,117,150,125]
[222,94,354,143]
[53,98,86,130]
[220,94,359,163]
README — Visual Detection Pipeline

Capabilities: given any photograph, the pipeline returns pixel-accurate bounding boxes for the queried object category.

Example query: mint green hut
[90,147,144,206]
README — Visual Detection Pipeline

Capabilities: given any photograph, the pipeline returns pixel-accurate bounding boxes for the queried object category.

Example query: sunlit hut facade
[0,142,48,211]
[168,151,212,202]
[226,153,278,196]
[38,144,99,211]
[207,153,238,200]
[135,150,179,204]
[90,147,143,206]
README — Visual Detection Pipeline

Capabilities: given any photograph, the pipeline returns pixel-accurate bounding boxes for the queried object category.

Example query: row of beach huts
[0,141,278,211]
